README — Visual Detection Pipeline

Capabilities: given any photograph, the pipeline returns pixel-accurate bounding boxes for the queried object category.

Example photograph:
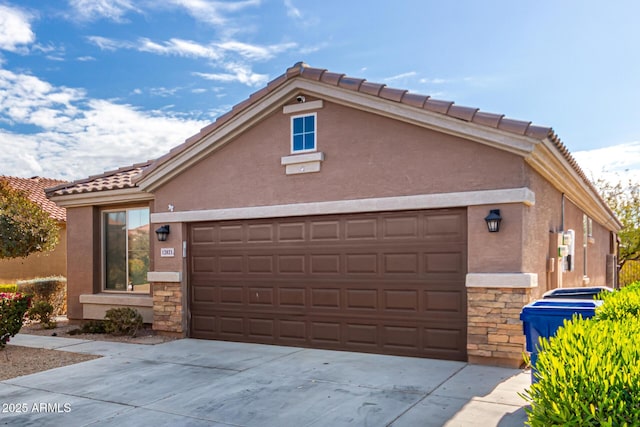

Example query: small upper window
[291,113,316,153]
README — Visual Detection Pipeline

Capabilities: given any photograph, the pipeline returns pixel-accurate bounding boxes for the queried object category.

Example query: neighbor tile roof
[45,161,152,198]
[48,62,591,197]
[2,176,68,221]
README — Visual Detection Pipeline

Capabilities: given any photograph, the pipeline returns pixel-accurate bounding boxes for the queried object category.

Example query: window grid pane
[292,114,316,152]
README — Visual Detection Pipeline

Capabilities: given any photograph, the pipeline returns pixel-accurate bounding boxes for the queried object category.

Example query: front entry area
[188,209,468,360]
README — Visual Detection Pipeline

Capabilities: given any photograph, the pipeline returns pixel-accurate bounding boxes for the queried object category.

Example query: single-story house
[0,176,67,282]
[47,62,621,367]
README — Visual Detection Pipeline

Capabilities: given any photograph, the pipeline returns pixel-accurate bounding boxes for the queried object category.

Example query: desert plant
[104,307,143,337]
[0,293,31,348]
[28,300,56,329]
[16,276,66,316]
[68,320,107,335]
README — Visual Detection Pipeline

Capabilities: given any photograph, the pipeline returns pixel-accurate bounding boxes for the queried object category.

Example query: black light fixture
[155,225,170,241]
[484,209,502,233]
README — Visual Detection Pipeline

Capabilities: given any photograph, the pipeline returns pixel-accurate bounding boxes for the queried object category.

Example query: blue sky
[1,0,639,182]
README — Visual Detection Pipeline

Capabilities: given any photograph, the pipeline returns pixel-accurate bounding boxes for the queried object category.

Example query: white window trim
[290,112,317,154]
[101,207,150,294]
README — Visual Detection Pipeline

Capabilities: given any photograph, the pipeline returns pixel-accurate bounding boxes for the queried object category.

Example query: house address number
[160,248,175,257]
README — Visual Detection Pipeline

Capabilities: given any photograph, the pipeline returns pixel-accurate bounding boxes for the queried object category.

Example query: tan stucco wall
[66,206,100,319]
[0,224,67,283]
[153,100,526,212]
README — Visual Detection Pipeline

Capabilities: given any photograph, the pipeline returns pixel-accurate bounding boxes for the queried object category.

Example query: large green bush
[0,293,31,348]
[16,276,66,316]
[523,316,640,426]
[523,281,640,426]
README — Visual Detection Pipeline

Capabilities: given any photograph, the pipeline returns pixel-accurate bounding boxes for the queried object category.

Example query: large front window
[103,208,150,293]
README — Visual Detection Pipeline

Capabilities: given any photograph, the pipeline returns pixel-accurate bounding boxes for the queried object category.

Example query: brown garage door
[189,209,467,360]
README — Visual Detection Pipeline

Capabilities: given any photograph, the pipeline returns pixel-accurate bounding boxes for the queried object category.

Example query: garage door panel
[345,219,377,240]
[278,222,306,242]
[277,255,306,274]
[278,287,306,307]
[310,221,341,240]
[247,224,274,242]
[383,216,419,239]
[191,226,216,244]
[310,288,341,309]
[424,327,464,351]
[345,289,378,310]
[424,289,464,314]
[247,255,274,274]
[345,253,378,274]
[189,209,467,360]
[310,322,341,344]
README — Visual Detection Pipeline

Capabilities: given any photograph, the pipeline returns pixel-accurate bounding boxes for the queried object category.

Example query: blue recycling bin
[520,299,603,383]
[542,286,613,300]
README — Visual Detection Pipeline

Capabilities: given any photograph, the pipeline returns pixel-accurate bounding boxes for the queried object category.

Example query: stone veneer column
[148,271,186,337]
[466,273,537,368]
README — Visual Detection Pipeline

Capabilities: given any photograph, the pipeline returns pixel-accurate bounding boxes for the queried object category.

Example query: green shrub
[595,281,640,321]
[0,293,31,348]
[522,315,640,426]
[0,284,17,293]
[27,300,56,329]
[16,276,66,316]
[104,307,143,337]
[68,320,106,335]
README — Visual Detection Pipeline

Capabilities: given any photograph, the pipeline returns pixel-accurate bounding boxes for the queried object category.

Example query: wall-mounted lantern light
[484,209,502,233]
[155,225,170,242]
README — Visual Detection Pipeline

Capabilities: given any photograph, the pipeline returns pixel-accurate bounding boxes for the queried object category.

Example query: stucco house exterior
[47,63,620,367]
[0,176,67,282]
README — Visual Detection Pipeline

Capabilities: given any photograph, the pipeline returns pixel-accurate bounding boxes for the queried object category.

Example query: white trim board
[152,187,535,224]
[466,273,538,288]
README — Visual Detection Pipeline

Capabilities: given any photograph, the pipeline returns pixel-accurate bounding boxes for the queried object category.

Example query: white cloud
[217,40,296,60]
[168,0,261,26]
[88,35,296,62]
[77,55,96,61]
[420,77,447,84]
[86,35,127,51]
[193,62,268,87]
[284,0,301,19]
[87,35,294,88]
[574,142,640,184]
[137,37,222,60]
[0,67,207,180]
[0,4,35,53]
[68,0,140,22]
[384,71,417,82]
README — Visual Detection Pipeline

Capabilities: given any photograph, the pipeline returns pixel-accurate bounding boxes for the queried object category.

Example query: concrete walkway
[1,334,531,426]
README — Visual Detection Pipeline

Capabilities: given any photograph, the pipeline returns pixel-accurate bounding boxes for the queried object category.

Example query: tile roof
[45,161,152,198]
[49,62,592,200]
[2,176,68,222]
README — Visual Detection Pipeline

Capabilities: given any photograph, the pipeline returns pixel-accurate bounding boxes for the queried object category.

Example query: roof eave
[48,187,153,208]
[527,138,622,231]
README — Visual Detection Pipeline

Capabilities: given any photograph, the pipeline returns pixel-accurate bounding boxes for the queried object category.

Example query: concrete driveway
[2,335,529,426]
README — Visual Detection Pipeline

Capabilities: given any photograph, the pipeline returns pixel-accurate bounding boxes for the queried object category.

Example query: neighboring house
[0,176,67,282]
[47,63,621,367]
